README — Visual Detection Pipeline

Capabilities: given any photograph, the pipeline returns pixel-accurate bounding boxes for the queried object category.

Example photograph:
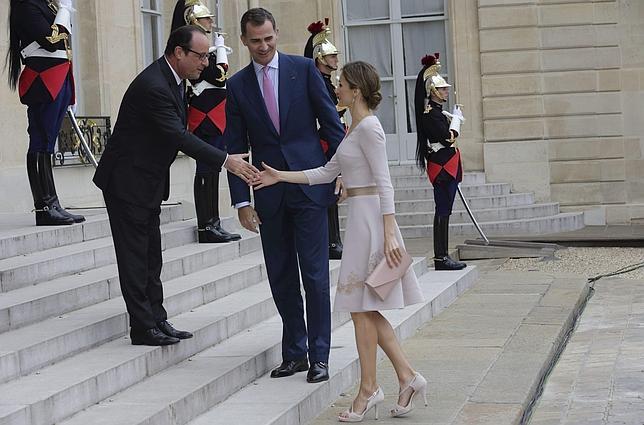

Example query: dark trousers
[104,191,167,331]
[26,76,73,153]
[433,178,459,217]
[258,184,331,363]
[195,131,224,174]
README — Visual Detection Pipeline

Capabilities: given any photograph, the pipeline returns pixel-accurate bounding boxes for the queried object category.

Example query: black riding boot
[433,215,466,270]
[40,153,85,223]
[27,152,73,226]
[194,173,241,243]
[327,203,343,260]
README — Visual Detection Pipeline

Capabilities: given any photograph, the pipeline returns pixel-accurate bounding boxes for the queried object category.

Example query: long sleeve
[224,84,251,205]
[359,119,395,215]
[303,153,341,185]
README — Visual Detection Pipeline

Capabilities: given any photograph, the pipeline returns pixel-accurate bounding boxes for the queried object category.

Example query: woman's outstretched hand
[252,161,281,190]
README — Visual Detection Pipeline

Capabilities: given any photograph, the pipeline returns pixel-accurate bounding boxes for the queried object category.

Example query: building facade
[1,0,642,224]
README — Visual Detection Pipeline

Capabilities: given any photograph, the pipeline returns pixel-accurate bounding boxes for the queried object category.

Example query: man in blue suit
[225,8,345,383]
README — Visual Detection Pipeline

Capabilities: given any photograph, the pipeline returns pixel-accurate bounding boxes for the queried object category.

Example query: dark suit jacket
[94,57,227,209]
[225,53,345,218]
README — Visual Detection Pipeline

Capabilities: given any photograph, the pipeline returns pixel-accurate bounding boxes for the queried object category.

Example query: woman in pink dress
[253,61,427,422]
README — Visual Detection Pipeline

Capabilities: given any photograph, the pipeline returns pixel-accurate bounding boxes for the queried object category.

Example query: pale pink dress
[304,116,425,312]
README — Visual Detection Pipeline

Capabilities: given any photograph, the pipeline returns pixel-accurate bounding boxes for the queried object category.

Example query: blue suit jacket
[225,53,345,218]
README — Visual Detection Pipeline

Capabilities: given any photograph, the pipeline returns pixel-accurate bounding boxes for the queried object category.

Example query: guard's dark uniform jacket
[13,0,75,106]
[319,72,344,156]
[187,55,227,146]
[419,99,462,185]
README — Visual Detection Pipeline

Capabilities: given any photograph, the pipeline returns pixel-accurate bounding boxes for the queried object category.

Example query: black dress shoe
[198,221,241,243]
[53,201,86,223]
[307,361,329,383]
[434,255,466,271]
[157,320,193,339]
[130,327,180,346]
[270,359,309,378]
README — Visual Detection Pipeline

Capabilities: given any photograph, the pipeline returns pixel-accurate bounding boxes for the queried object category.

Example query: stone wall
[478,0,644,223]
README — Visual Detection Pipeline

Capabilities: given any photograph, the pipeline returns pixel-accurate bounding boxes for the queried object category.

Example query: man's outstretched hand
[224,153,260,184]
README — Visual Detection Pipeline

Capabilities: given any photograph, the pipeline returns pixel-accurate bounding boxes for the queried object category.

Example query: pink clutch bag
[365,250,413,301]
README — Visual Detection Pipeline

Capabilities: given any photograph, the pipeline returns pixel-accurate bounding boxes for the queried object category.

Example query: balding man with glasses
[94,25,259,346]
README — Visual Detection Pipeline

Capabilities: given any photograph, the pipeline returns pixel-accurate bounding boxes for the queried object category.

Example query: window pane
[347,25,392,77]
[405,79,418,134]
[402,21,446,76]
[374,81,395,134]
[401,0,444,18]
[142,14,161,67]
[346,0,389,21]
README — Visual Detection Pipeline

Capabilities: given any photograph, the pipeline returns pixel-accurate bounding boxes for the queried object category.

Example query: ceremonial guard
[414,53,466,271]
[171,0,240,243]
[304,19,344,260]
[6,0,85,225]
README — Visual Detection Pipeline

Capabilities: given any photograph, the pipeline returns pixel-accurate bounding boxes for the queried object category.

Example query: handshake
[442,104,465,137]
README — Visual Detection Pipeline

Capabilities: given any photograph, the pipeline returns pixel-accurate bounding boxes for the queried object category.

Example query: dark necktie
[177,82,184,101]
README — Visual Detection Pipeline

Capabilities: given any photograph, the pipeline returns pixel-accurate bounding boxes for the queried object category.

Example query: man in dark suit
[225,8,345,382]
[94,25,258,346]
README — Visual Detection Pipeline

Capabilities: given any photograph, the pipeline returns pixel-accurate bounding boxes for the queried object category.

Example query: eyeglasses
[183,47,209,62]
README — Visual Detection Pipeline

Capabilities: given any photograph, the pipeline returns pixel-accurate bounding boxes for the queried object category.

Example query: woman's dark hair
[240,8,276,36]
[341,61,382,110]
[164,25,206,56]
[5,0,22,91]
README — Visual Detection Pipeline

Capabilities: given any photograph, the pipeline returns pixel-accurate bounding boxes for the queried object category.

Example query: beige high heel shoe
[390,372,428,417]
[338,387,385,422]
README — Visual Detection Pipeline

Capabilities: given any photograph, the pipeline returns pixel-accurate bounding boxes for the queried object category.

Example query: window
[141,0,163,67]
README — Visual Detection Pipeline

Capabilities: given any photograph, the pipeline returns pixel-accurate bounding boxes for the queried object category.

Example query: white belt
[429,142,445,153]
[191,80,225,97]
[20,41,68,60]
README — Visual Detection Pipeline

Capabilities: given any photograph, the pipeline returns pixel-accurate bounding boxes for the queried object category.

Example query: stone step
[0,229,261,334]
[0,218,198,293]
[339,192,536,216]
[0,205,185,261]
[0,259,351,425]
[398,211,585,238]
[185,266,479,425]
[0,216,239,294]
[342,203,562,228]
[55,259,448,425]
[0,242,266,385]
[390,172,485,188]
[393,183,510,201]
[387,165,483,182]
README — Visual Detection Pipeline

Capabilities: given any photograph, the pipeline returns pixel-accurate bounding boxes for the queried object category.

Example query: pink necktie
[262,66,280,134]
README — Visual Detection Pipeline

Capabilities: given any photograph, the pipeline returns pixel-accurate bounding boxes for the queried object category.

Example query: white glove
[214,34,225,48]
[451,104,465,121]
[59,0,74,10]
[54,1,74,34]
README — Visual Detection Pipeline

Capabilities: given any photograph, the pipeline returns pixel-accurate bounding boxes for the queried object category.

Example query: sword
[66,107,98,168]
[457,184,490,245]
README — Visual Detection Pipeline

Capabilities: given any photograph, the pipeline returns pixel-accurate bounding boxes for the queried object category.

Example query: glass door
[342,0,450,164]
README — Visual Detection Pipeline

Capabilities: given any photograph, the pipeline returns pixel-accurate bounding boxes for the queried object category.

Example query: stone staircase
[0,203,478,425]
[339,164,585,238]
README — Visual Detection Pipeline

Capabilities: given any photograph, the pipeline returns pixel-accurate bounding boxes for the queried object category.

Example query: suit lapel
[278,53,295,135]
[241,61,279,137]
[158,58,187,123]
